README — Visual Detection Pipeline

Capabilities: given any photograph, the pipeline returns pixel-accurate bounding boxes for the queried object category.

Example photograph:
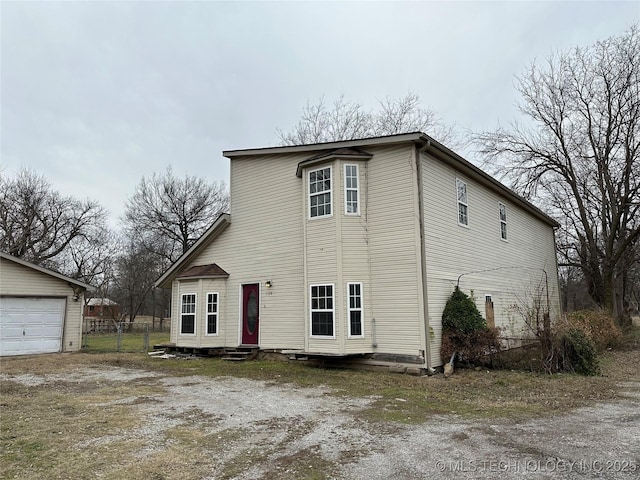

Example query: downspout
[416,140,434,373]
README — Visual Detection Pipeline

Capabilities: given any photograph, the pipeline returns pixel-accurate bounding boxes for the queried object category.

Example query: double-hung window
[310,284,334,337]
[499,202,507,240]
[309,167,332,218]
[344,164,359,215]
[347,282,364,338]
[206,292,219,335]
[456,179,468,226]
[180,293,196,335]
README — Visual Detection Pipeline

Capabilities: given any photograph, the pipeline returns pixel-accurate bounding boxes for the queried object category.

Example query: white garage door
[0,297,66,356]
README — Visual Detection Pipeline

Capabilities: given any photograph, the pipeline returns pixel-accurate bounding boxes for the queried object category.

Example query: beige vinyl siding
[365,145,423,358]
[339,160,374,354]
[181,153,306,350]
[0,258,84,352]
[303,148,423,357]
[170,280,179,345]
[422,154,561,366]
[306,209,340,353]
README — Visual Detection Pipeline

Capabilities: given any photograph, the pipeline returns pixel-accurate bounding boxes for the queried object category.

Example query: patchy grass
[3,341,636,427]
[1,332,638,479]
[0,379,148,479]
[82,332,170,353]
[158,353,633,423]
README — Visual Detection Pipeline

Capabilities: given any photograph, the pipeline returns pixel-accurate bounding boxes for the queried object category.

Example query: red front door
[241,284,259,345]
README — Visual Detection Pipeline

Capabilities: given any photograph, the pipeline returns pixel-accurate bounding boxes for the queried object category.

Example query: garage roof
[0,252,94,291]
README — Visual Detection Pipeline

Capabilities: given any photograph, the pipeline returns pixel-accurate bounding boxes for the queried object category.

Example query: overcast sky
[1,1,638,228]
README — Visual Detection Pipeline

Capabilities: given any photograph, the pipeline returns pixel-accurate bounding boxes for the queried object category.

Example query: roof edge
[0,252,94,291]
[155,213,231,288]
[223,132,424,158]
[422,138,560,228]
[296,148,373,177]
[223,131,558,228]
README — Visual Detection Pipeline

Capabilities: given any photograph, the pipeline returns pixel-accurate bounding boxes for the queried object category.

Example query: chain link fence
[82,318,170,353]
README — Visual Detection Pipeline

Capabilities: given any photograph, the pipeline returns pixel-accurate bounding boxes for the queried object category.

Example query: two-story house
[156,132,561,371]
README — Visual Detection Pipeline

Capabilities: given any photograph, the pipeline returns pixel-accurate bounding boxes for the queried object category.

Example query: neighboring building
[0,252,93,356]
[84,297,120,319]
[156,132,561,370]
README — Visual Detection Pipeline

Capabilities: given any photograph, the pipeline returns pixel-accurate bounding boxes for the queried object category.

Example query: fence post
[116,322,122,352]
[82,318,88,349]
[143,323,149,352]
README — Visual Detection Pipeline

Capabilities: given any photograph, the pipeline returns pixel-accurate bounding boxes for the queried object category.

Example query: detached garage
[0,252,93,356]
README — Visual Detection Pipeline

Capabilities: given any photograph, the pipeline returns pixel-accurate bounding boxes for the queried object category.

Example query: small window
[347,282,364,338]
[309,167,332,218]
[499,202,507,240]
[456,179,468,226]
[310,284,334,337]
[344,164,359,215]
[180,293,196,335]
[206,292,219,335]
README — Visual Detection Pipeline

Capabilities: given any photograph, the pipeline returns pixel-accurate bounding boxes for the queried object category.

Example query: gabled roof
[223,132,559,228]
[0,252,94,291]
[177,263,229,279]
[155,213,231,289]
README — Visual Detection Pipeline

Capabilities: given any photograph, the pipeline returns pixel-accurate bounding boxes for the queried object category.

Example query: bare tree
[64,228,119,293]
[0,168,109,273]
[123,167,229,266]
[111,240,162,323]
[277,92,456,146]
[474,27,640,319]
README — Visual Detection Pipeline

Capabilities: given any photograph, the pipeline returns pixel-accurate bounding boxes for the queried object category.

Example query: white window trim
[347,282,364,339]
[499,201,508,241]
[205,292,219,336]
[343,164,360,216]
[308,165,333,219]
[180,293,197,336]
[456,178,469,227]
[309,283,336,339]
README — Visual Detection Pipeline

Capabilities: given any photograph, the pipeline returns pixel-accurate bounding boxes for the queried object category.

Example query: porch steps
[221,347,258,362]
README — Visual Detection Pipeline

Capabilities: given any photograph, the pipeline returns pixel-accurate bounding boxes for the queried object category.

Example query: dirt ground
[1,354,639,480]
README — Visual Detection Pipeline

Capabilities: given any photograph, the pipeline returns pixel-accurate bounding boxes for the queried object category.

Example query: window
[310,284,334,337]
[180,293,196,335]
[456,179,468,226]
[499,202,507,240]
[344,164,359,215]
[206,292,219,335]
[485,295,495,328]
[347,282,364,338]
[309,167,332,218]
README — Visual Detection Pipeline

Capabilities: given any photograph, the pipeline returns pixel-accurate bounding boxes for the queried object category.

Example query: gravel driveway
[3,364,639,479]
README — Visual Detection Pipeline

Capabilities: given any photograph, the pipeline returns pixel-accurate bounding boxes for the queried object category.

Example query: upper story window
[180,293,196,335]
[344,164,360,215]
[206,292,219,335]
[309,167,332,218]
[456,179,468,226]
[499,202,507,240]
